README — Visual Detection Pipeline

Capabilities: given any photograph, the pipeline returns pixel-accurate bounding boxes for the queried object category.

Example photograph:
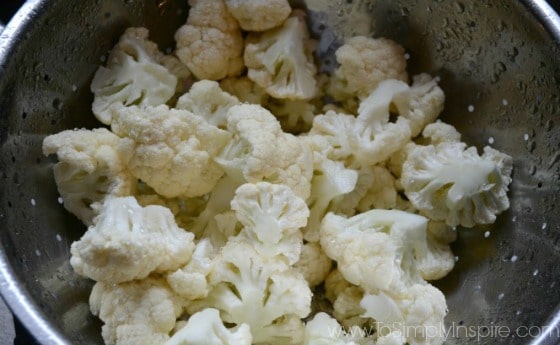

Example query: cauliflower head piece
[174,0,244,80]
[393,74,445,137]
[70,196,196,283]
[360,283,447,345]
[224,0,291,32]
[112,105,231,198]
[294,242,333,288]
[91,27,177,125]
[421,120,461,146]
[335,165,398,217]
[89,277,184,345]
[231,182,309,264]
[192,240,312,345]
[301,143,359,241]
[320,209,452,294]
[42,128,136,226]
[175,80,240,128]
[216,104,313,199]
[166,238,217,301]
[400,142,513,227]
[166,308,252,345]
[329,36,408,102]
[244,15,318,100]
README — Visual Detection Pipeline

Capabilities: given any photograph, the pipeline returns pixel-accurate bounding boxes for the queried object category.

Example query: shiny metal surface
[0,1,559,344]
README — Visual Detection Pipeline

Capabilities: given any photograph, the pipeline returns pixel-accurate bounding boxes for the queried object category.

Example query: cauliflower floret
[324,269,352,304]
[361,283,447,345]
[221,77,317,133]
[302,148,358,242]
[112,105,231,198]
[417,231,456,281]
[166,239,216,301]
[216,104,313,200]
[42,128,136,226]
[393,74,445,137]
[311,79,413,168]
[89,277,184,345]
[165,308,252,345]
[174,0,244,80]
[335,165,398,216]
[320,209,451,294]
[333,286,369,330]
[294,242,333,287]
[244,15,318,100]
[400,142,513,227]
[159,54,194,95]
[304,312,370,345]
[387,142,417,178]
[134,183,201,231]
[231,182,309,264]
[220,76,269,105]
[175,80,240,128]
[91,27,177,125]
[70,196,195,283]
[421,120,461,145]
[191,240,312,345]
[185,175,242,245]
[329,36,408,102]
[224,0,291,32]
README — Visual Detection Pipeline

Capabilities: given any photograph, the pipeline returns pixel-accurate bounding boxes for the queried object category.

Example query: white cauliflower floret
[361,283,447,345]
[216,104,313,199]
[294,242,333,287]
[42,128,136,225]
[185,175,242,245]
[336,165,398,216]
[91,27,177,125]
[231,182,309,264]
[244,15,318,100]
[393,74,445,137]
[224,0,291,32]
[175,80,240,128]
[192,240,312,345]
[304,312,370,345]
[329,36,408,102]
[89,277,184,345]
[112,105,231,198]
[174,0,244,80]
[400,142,513,227]
[417,231,456,281]
[302,146,359,241]
[70,196,195,283]
[333,285,369,330]
[320,209,451,294]
[165,308,252,345]
[421,120,461,145]
[387,142,417,178]
[166,239,216,300]
[310,79,412,168]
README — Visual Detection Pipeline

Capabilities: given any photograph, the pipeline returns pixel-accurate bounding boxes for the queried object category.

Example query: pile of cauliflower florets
[42,1,514,345]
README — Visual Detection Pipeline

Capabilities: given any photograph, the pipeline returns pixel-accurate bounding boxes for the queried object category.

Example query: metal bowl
[1,0,559,344]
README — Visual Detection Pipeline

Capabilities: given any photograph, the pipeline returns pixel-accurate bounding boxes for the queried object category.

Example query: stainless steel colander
[0,0,559,344]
